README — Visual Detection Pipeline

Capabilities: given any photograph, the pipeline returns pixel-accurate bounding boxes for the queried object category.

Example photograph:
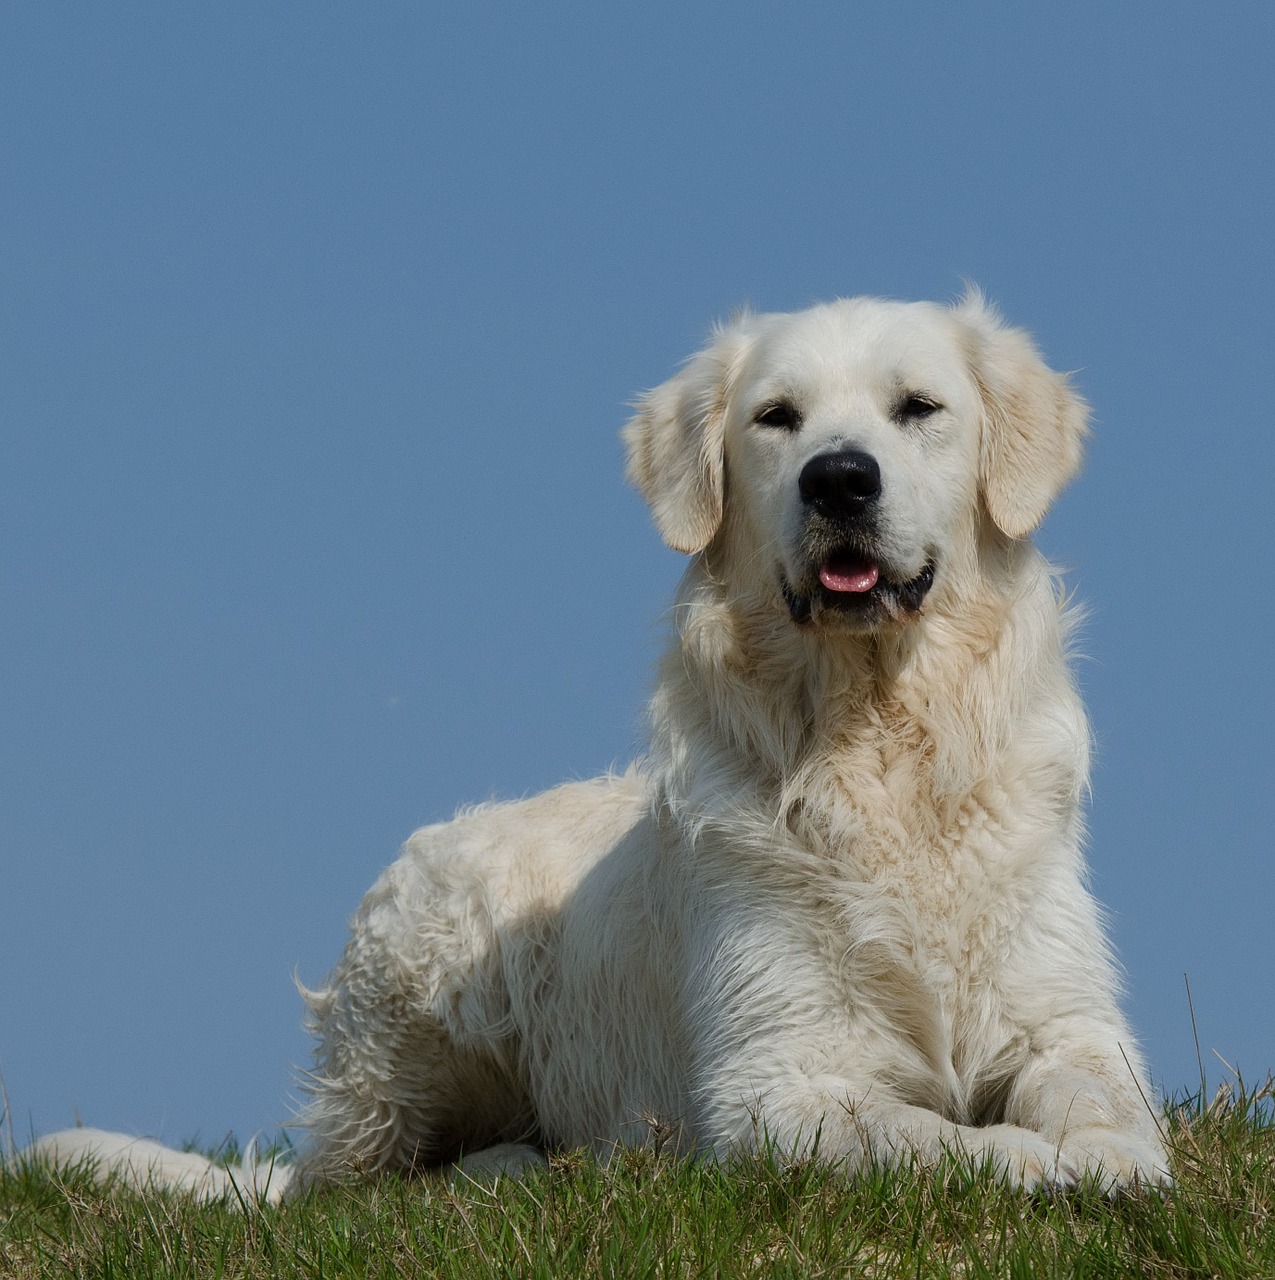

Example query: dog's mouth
[782,553,936,626]
[818,554,880,595]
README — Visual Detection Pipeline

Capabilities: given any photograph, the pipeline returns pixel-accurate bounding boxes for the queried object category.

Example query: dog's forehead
[741,299,970,400]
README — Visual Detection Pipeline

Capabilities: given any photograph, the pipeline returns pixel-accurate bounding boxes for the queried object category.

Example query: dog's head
[624,294,1088,632]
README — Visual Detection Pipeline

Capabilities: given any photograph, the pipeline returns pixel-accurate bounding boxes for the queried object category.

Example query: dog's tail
[13,1127,294,1205]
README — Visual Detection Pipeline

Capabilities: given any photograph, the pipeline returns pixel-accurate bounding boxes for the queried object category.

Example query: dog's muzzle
[782,448,936,626]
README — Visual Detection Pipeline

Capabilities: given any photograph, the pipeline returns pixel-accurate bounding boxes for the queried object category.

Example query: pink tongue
[819,559,879,593]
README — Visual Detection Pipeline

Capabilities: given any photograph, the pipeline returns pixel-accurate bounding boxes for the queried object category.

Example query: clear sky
[2,3,1271,1150]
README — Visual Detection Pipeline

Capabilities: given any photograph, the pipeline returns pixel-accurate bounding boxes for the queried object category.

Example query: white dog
[26,294,1169,1198]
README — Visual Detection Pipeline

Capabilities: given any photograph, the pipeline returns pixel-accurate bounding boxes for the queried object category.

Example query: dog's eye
[754,401,801,431]
[896,394,942,422]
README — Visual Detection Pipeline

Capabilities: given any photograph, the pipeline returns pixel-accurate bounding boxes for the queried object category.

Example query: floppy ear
[623,324,748,554]
[956,293,1090,539]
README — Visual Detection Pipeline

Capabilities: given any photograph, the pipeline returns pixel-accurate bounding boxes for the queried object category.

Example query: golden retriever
[26,294,1169,1197]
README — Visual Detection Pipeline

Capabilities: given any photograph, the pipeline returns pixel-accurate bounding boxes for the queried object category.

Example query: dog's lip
[782,558,936,624]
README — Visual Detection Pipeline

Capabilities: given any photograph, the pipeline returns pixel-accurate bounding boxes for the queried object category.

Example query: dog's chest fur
[653,555,1086,1120]
[773,678,1068,1114]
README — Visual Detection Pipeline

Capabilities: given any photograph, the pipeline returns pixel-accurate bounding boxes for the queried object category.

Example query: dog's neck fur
[648,521,1089,873]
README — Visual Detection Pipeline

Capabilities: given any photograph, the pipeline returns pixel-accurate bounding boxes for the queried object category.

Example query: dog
[25,294,1169,1198]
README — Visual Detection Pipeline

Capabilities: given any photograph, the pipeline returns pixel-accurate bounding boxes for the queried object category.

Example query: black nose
[798,449,882,515]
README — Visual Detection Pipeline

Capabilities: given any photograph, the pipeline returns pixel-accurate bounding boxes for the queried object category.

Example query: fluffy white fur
[19,1127,291,1203]
[22,295,1168,1199]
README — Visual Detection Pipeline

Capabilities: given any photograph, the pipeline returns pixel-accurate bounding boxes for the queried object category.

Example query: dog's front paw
[1057,1126,1171,1194]
[961,1124,1079,1192]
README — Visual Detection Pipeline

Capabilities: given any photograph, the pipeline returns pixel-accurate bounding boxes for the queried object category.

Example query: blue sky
[2,3,1271,1148]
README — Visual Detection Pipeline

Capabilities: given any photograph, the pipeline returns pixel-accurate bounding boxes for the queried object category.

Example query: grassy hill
[2,1080,1271,1279]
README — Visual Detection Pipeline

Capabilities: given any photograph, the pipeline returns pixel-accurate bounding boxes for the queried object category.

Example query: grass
[2,1081,1272,1279]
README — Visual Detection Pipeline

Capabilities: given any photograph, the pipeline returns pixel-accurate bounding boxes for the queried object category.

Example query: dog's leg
[1005,1030,1171,1192]
[715,1077,1081,1191]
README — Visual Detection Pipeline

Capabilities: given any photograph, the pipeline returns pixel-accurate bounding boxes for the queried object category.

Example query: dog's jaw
[781,560,936,629]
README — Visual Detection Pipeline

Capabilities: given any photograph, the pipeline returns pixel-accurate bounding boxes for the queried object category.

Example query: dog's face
[721,302,984,629]
[625,295,1088,634]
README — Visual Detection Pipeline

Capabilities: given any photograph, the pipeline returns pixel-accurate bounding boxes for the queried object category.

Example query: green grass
[2,1082,1272,1279]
